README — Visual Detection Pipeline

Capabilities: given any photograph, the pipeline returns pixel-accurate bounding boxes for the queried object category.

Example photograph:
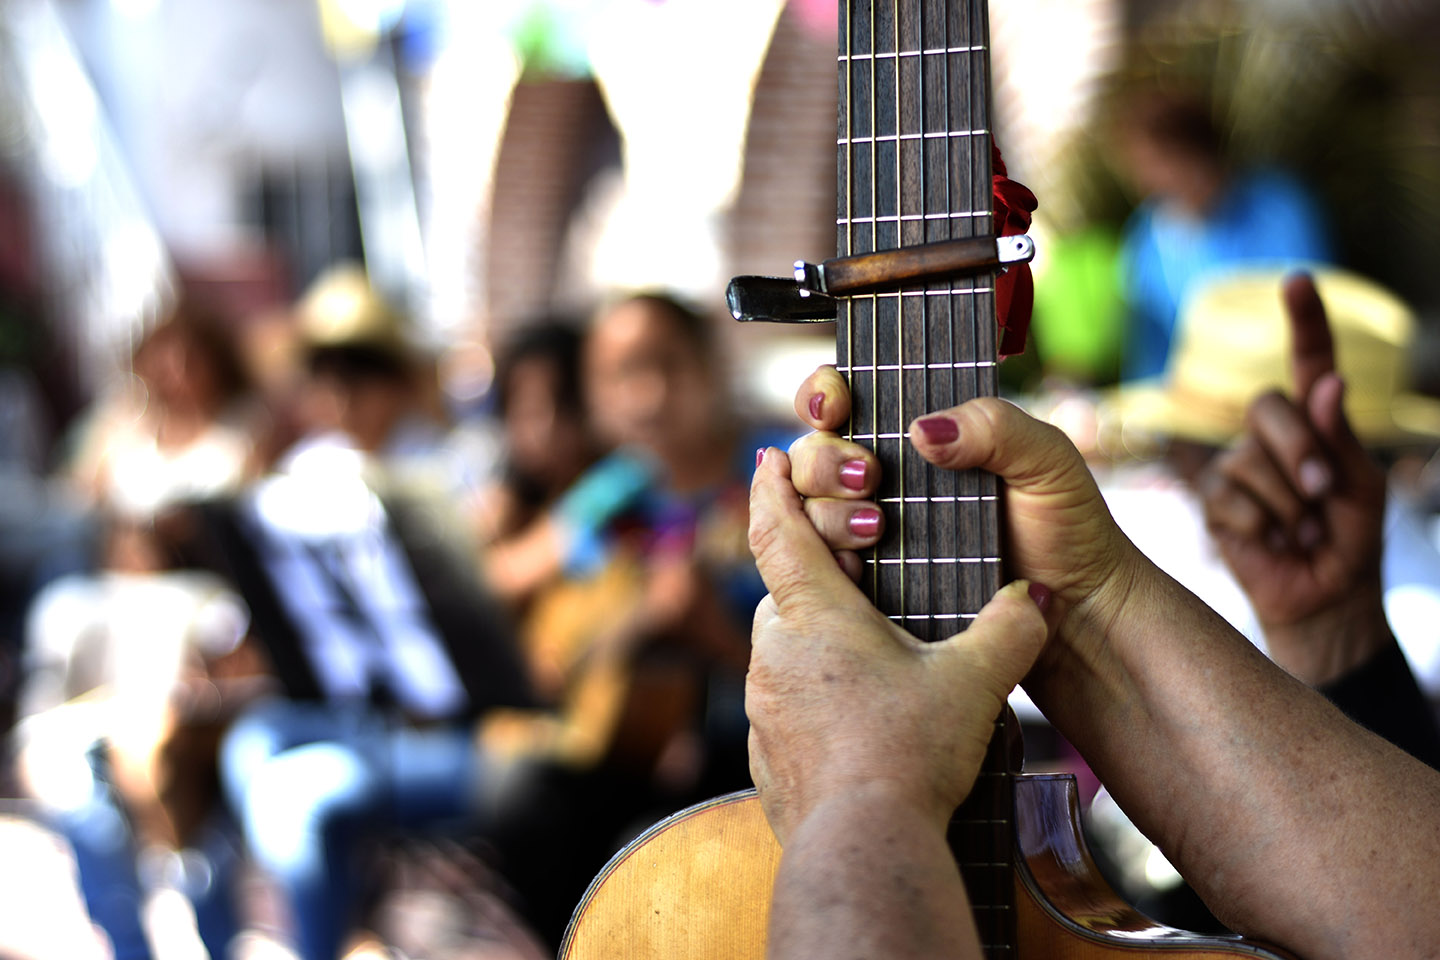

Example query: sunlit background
[3,0,1440,955]
[4,0,1439,419]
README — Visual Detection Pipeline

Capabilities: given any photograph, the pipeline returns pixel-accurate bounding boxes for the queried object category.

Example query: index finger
[748,447,866,616]
[1283,272,1335,400]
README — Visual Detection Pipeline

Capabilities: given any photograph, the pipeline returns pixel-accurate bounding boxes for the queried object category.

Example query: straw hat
[296,263,412,363]
[1110,267,1440,448]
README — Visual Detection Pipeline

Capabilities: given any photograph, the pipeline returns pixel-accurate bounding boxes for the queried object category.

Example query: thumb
[935,580,1049,698]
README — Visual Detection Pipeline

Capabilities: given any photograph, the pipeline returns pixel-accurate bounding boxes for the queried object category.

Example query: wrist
[1030,537,1159,694]
[801,780,956,842]
[1260,584,1393,687]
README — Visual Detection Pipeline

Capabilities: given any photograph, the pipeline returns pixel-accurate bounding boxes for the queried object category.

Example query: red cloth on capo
[992,145,1038,357]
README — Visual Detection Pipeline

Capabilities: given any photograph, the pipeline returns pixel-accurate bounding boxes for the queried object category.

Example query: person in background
[472,294,795,946]
[1199,272,1440,761]
[483,292,792,792]
[473,320,601,560]
[1114,91,1332,381]
[1101,267,1440,702]
[211,265,540,960]
[16,302,262,960]
[564,292,791,794]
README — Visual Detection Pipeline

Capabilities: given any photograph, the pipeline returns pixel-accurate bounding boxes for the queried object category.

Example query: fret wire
[862,288,996,297]
[837,129,987,144]
[889,613,979,622]
[838,360,996,372]
[837,42,986,61]
[880,495,997,503]
[869,557,1001,564]
[836,211,988,223]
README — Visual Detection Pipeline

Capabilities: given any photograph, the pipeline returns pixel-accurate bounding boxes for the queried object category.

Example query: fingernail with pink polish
[849,508,881,538]
[756,447,766,468]
[1028,582,1052,614]
[808,392,824,421]
[915,415,959,445]
[840,459,867,491]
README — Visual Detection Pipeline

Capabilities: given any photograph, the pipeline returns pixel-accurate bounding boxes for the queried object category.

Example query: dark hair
[494,319,585,418]
[135,301,251,404]
[605,291,716,356]
[306,343,412,386]
[1123,91,1223,162]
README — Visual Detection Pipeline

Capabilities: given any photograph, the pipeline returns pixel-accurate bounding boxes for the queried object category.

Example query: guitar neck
[834,0,1014,954]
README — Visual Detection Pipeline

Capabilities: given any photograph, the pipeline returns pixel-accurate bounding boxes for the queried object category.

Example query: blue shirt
[1120,168,1333,381]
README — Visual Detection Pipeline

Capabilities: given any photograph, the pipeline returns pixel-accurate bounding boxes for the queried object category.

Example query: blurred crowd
[0,265,792,960]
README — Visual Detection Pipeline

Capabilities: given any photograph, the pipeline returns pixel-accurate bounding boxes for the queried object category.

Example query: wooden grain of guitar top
[562,793,780,959]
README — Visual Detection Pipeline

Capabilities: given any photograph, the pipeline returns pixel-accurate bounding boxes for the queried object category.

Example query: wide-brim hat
[1108,267,1440,449]
[296,263,413,364]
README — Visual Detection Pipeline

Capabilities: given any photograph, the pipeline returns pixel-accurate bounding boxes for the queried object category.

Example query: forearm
[767,784,981,960]
[482,516,566,603]
[1027,552,1440,958]
[1317,639,1440,771]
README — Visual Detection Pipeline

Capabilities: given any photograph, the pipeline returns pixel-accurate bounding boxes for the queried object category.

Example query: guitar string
[956,4,996,949]
[968,3,979,631]
[974,4,1013,943]
[864,0,875,607]
[944,0,959,643]
[843,0,864,600]
[892,0,909,627]
[917,0,931,636]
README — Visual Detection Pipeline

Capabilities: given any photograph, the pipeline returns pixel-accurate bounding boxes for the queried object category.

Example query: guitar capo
[727,233,1035,324]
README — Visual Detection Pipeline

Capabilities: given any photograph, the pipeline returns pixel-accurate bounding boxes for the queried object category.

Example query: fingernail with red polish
[756,447,766,468]
[849,508,881,538]
[915,415,959,445]
[1028,582,1052,614]
[840,459,867,491]
[809,392,825,421]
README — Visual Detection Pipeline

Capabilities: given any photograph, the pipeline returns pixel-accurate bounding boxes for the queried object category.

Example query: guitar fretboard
[834,0,1013,954]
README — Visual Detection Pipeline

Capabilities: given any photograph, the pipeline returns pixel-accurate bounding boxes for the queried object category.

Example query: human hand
[1197,274,1391,684]
[746,446,1047,842]
[787,366,1146,648]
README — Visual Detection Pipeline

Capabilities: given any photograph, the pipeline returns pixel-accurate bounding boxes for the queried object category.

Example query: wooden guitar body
[561,780,1292,960]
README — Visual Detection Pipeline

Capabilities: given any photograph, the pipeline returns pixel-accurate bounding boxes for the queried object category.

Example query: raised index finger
[1283,272,1335,400]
